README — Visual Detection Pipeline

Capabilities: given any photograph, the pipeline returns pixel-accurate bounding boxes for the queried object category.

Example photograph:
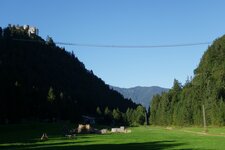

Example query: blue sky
[1,0,225,88]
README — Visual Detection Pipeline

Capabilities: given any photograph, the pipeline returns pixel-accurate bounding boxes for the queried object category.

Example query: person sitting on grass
[41,133,48,141]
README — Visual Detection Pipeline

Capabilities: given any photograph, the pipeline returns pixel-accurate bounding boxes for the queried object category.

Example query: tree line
[150,35,225,126]
[96,105,147,126]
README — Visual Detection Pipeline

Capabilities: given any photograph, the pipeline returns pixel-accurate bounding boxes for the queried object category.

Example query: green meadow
[1,123,225,150]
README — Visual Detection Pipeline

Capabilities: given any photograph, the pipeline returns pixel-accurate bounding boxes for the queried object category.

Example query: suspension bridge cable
[55,42,211,48]
[12,38,212,48]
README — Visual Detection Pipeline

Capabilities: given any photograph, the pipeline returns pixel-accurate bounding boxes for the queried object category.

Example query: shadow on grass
[0,140,205,150]
[0,140,89,150]
[0,123,66,144]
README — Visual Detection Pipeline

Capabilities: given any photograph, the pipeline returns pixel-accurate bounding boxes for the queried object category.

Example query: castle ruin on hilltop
[4,24,39,37]
[22,25,39,36]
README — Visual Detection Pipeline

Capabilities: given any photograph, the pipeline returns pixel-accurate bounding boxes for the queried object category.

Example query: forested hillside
[150,35,225,126]
[0,25,137,123]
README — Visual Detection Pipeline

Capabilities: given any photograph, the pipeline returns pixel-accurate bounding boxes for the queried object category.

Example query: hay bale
[111,127,131,133]
[86,124,91,130]
[120,126,125,131]
[125,129,131,133]
[77,124,85,133]
[100,129,108,134]
[111,128,118,133]
[111,128,123,133]
[77,124,92,133]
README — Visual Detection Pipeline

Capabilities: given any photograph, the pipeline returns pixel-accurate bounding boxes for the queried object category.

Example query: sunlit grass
[1,123,225,149]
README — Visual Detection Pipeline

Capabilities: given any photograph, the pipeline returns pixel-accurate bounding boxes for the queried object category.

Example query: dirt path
[181,129,225,137]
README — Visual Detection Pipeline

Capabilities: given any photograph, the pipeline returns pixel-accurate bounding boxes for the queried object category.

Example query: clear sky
[1,0,225,88]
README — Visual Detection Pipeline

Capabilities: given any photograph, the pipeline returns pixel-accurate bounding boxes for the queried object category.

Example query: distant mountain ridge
[111,86,169,108]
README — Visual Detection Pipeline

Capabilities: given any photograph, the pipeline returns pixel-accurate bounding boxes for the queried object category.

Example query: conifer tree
[47,87,55,103]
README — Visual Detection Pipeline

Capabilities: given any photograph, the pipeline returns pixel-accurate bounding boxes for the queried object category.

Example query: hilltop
[0,25,137,123]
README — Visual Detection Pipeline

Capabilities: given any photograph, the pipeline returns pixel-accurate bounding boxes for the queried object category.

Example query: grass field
[1,123,225,150]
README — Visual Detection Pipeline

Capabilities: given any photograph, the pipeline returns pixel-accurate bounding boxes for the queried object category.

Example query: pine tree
[47,87,55,103]
[96,106,102,116]
[0,27,2,37]
[104,107,112,124]
[46,35,55,46]
[112,108,122,125]
[135,105,146,125]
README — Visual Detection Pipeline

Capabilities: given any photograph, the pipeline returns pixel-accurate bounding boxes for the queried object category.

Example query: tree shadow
[0,140,207,150]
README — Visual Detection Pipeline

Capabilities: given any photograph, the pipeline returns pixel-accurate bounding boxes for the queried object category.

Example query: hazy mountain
[111,86,169,108]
